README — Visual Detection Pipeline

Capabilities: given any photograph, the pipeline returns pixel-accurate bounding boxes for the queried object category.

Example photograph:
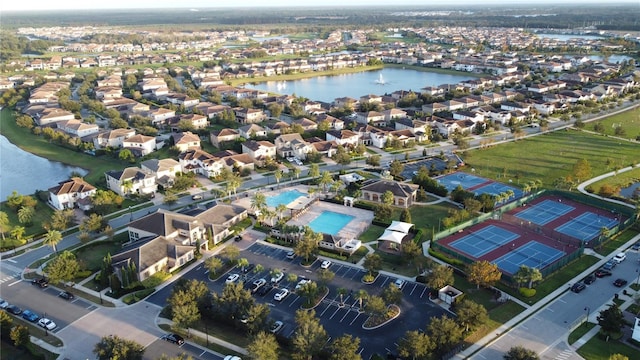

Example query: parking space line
[409,283,417,296]
[342,267,352,277]
[419,287,427,298]
[319,303,332,317]
[350,270,362,280]
[288,295,300,308]
[330,307,343,319]
[349,312,361,326]
[340,309,352,322]
[380,277,390,288]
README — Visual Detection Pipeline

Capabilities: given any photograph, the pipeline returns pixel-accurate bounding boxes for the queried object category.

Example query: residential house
[122,134,157,157]
[105,167,157,196]
[241,140,277,165]
[262,120,291,134]
[147,108,176,127]
[274,133,313,159]
[210,128,240,147]
[171,131,201,153]
[35,108,75,126]
[56,119,100,138]
[315,114,344,130]
[360,180,419,208]
[234,108,266,124]
[326,129,360,148]
[48,177,97,211]
[291,118,318,132]
[453,110,485,123]
[165,93,200,108]
[238,124,267,139]
[141,158,181,189]
[91,128,136,149]
[394,118,428,136]
[355,111,386,126]
[179,149,223,178]
[196,103,232,119]
[174,113,208,130]
[381,108,407,122]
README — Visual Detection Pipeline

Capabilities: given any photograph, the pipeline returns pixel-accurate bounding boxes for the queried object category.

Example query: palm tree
[319,171,333,193]
[0,211,9,242]
[44,230,63,253]
[10,226,25,244]
[292,167,301,180]
[276,204,288,221]
[355,289,368,311]
[337,287,347,306]
[251,193,267,214]
[122,180,134,195]
[274,170,283,187]
[522,183,531,194]
[18,206,35,225]
[309,163,320,179]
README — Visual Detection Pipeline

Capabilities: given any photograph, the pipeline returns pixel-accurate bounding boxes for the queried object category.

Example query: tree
[397,330,433,360]
[10,324,30,348]
[401,241,422,268]
[597,303,626,339]
[365,295,387,322]
[247,331,279,360]
[427,316,464,356]
[319,171,333,193]
[297,281,320,307]
[309,163,320,179]
[399,208,412,223]
[467,260,502,289]
[45,250,80,284]
[50,209,75,231]
[43,229,63,253]
[80,213,106,233]
[381,283,403,305]
[212,282,255,322]
[513,265,543,289]
[503,346,540,360]
[426,264,454,290]
[389,160,404,178]
[93,335,145,360]
[295,229,321,263]
[119,148,135,163]
[572,158,592,183]
[10,226,25,244]
[204,256,223,276]
[330,334,362,360]
[454,299,488,332]
[0,311,13,339]
[17,205,35,225]
[172,301,200,334]
[317,269,335,289]
[363,253,382,275]
[292,309,328,360]
[222,245,240,264]
[608,355,628,360]
[355,289,368,310]
[366,154,381,167]
[0,211,9,242]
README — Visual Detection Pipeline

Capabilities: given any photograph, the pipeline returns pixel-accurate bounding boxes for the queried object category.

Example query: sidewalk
[454,232,640,359]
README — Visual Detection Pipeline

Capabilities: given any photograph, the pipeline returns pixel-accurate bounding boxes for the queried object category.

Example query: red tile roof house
[171,131,201,153]
[360,180,419,208]
[48,177,97,211]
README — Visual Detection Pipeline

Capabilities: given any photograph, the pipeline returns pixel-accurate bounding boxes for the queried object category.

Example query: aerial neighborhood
[1,5,640,360]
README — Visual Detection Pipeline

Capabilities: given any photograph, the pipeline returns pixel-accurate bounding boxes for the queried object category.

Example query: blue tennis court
[494,241,565,274]
[450,225,520,258]
[555,212,619,242]
[437,172,488,192]
[514,199,575,225]
[473,183,524,200]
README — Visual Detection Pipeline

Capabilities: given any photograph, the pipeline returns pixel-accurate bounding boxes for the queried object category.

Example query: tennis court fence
[501,213,584,249]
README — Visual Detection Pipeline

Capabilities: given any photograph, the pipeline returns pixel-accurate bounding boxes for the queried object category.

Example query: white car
[393,278,406,289]
[613,252,626,263]
[224,356,242,360]
[320,260,332,269]
[271,272,284,284]
[38,318,57,330]
[269,320,284,333]
[251,278,267,293]
[274,288,289,301]
[295,279,312,290]
[225,273,240,284]
[0,298,8,309]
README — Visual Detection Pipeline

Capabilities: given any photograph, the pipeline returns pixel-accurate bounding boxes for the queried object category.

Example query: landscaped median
[362,304,401,329]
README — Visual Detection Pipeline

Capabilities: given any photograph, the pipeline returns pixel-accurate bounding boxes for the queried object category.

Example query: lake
[245,68,476,103]
[0,134,88,199]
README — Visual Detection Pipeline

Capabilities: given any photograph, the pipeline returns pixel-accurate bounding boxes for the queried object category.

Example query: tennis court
[494,241,566,274]
[450,225,520,258]
[514,199,575,225]
[437,172,488,192]
[555,212,619,242]
[472,182,524,200]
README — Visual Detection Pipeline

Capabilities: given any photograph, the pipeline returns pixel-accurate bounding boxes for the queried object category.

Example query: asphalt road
[470,247,640,360]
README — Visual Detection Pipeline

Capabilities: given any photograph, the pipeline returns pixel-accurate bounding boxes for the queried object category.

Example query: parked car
[257,285,273,297]
[613,252,626,264]
[191,194,203,200]
[251,278,267,293]
[271,272,284,284]
[242,264,255,274]
[632,242,640,251]
[571,282,586,293]
[31,277,49,288]
[226,273,240,284]
[393,278,406,289]
[22,310,39,322]
[320,260,332,269]
[0,298,8,309]
[286,251,295,260]
[5,305,21,315]
[38,318,57,330]
[58,291,75,300]
[223,356,242,360]
[295,279,312,291]
[602,260,616,271]
[595,269,612,278]
[162,333,185,345]
[583,274,596,285]
[269,320,284,334]
[613,278,628,287]
[274,288,289,301]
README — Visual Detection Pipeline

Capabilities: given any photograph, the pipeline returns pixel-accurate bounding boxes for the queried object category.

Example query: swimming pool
[266,189,306,208]
[309,210,355,235]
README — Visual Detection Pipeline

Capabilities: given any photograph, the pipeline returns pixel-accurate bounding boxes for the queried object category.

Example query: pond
[0,134,88,198]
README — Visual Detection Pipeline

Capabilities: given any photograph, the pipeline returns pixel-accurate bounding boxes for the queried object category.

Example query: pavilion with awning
[377,220,414,251]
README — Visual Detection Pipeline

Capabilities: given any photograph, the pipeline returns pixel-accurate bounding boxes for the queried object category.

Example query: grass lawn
[576,333,640,360]
[0,198,55,241]
[462,129,640,189]
[587,167,640,195]
[596,229,639,256]
[496,255,600,304]
[75,241,124,271]
[0,108,127,186]
[374,249,421,277]
[406,202,459,234]
[569,322,596,345]
[586,106,640,141]
[1,340,58,360]
[359,225,385,243]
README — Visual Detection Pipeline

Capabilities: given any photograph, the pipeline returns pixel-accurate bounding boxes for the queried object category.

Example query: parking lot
[147,242,448,358]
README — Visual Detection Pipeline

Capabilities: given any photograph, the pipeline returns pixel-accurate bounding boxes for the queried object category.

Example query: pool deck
[287,200,374,240]
[234,184,311,213]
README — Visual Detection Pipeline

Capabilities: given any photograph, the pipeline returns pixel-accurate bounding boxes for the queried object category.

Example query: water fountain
[375,73,386,85]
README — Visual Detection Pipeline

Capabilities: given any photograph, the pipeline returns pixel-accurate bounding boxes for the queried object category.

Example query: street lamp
[584,307,590,325]
[43,312,48,336]
[129,206,133,222]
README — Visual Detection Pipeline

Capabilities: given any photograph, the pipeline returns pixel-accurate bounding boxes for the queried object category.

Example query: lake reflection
[0,134,88,198]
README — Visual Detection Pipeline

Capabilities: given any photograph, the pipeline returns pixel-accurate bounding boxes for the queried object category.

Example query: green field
[587,106,640,140]
[463,129,640,189]
[588,167,640,195]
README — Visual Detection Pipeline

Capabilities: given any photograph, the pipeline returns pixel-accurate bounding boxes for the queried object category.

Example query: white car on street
[274,288,289,301]
[226,273,240,284]
[320,260,332,269]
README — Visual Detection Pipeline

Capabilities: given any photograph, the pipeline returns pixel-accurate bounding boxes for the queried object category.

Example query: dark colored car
[162,333,184,345]
[602,260,616,271]
[242,264,255,274]
[59,291,75,300]
[31,278,49,288]
[257,285,273,296]
[22,309,39,322]
[632,242,640,251]
[583,274,596,285]
[595,269,612,278]
[6,305,22,315]
[571,282,586,293]
[613,278,628,287]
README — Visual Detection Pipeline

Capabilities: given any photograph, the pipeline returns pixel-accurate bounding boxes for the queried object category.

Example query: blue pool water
[309,211,355,235]
[266,189,306,208]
